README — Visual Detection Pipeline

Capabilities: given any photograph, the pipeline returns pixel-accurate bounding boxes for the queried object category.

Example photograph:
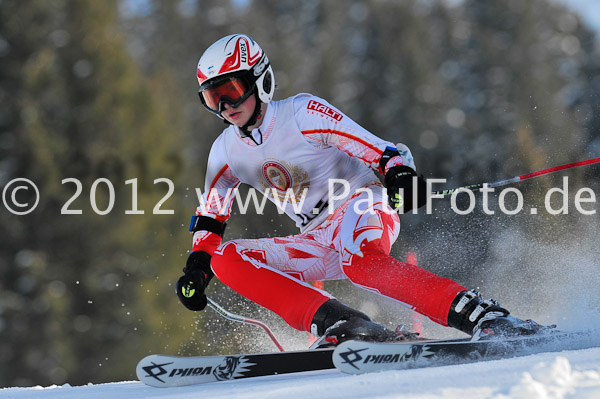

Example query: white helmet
[197,34,275,117]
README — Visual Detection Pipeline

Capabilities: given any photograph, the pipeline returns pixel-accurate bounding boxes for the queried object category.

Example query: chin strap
[240,92,263,135]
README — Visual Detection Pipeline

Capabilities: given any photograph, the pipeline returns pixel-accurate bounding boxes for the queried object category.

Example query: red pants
[211,187,465,331]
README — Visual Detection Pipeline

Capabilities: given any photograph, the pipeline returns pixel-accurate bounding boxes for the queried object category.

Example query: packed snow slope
[4,346,600,399]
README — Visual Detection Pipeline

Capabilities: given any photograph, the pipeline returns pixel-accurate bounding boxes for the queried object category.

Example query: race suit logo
[307,100,343,121]
[263,161,292,191]
[260,160,310,203]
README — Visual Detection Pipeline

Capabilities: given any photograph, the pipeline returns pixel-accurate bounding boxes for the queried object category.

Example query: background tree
[0,0,190,385]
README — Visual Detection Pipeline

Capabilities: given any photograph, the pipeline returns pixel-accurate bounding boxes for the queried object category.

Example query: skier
[176,34,545,346]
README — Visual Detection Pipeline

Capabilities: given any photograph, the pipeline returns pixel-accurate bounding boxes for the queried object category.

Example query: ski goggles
[198,76,254,114]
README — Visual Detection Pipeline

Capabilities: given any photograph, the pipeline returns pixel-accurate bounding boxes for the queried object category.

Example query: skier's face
[221,95,257,127]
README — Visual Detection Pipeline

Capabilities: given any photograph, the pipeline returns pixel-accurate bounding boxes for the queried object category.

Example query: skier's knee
[342,252,388,284]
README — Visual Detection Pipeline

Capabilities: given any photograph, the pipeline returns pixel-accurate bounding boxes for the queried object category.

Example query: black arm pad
[189,215,227,237]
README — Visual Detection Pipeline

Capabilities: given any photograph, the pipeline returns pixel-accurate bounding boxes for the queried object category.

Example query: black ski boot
[447,290,551,340]
[309,299,416,348]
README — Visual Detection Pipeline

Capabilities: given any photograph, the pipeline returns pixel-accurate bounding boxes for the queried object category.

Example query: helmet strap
[240,91,263,136]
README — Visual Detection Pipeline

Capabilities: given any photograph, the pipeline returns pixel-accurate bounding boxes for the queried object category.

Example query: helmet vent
[263,71,272,94]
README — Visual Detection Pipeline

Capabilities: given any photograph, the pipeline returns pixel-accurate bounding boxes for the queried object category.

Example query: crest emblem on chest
[263,161,292,191]
[259,160,310,202]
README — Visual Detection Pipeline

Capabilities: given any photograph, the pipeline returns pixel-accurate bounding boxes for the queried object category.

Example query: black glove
[176,251,213,311]
[384,165,428,213]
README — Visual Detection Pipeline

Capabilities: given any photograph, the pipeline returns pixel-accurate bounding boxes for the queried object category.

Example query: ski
[136,348,335,387]
[333,330,595,375]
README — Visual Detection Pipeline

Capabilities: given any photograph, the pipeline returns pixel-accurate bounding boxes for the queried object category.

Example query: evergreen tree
[0,0,188,385]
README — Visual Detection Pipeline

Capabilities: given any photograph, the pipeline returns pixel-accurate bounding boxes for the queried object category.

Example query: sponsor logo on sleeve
[307,100,343,122]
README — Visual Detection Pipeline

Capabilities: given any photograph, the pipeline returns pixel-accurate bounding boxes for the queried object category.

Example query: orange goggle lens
[201,78,250,112]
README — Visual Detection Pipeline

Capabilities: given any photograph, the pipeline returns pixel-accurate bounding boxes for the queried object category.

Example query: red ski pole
[432,157,600,197]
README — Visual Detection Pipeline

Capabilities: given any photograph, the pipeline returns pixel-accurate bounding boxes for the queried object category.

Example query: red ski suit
[193,93,465,332]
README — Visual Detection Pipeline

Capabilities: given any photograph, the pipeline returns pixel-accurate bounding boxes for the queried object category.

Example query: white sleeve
[196,133,241,223]
[293,94,398,174]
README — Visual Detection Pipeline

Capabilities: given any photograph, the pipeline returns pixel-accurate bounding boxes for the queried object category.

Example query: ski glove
[176,251,214,311]
[384,165,428,213]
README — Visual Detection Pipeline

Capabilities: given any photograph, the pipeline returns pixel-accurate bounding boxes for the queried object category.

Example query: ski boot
[447,290,553,340]
[309,299,417,348]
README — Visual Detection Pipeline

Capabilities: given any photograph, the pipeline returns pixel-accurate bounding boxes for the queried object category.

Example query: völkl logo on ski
[337,347,368,370]
[141,361,173,383]
[336,343,432,371]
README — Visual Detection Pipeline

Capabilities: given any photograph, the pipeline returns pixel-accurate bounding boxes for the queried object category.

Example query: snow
[3,347,600,399]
